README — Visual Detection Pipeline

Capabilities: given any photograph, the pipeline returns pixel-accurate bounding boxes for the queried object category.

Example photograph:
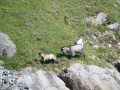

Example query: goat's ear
[38,52,41,55]
[61,47,63,50]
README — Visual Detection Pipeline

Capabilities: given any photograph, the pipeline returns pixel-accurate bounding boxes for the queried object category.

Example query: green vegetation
[0,0,120,72]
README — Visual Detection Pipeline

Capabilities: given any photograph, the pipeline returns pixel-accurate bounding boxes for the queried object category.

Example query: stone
[108,44,112,48]
[14,67,69,90]
[91,34,97,39]
[59,63,120,90]
[86,12,106,25]
[0,66,29,90]
[91,55,99,60]
[114,4,117,7]
[93,45,99,49]
[107,22,119,30]
[117,42,120,49]
[96,12,106,24]
[0,32,17,57]
[89,41,94,45]
[117,0,120,4]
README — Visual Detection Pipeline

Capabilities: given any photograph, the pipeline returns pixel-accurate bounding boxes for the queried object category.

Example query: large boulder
[0,32,17,57]
[14,67,69,90]
[58,63,120,90]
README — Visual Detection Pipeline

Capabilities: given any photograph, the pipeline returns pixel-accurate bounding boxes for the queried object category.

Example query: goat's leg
[69,51,75,60]
[83,52,85,58]
[42,61,44,64]
[41,59,45,64]
[51,59,54,64]
[69,55,75,60]
[69,56,72,60]
[79,52,85,58]
[78,53,82,58]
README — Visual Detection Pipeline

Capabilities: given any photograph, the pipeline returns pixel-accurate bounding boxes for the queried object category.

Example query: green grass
[0,0,120,72]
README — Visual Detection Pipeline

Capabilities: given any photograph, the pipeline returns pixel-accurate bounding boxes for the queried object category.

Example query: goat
[39,53,56,64]
[61,44,85,59]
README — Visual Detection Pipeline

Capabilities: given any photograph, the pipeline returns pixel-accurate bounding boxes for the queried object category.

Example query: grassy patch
[0,0,120,72]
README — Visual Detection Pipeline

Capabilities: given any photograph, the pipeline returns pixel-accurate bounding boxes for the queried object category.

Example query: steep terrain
[0,0,120,73]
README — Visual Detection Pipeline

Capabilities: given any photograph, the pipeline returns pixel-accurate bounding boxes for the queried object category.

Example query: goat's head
[38,52,44,56]
[61,47,64,53]
[38,52,41,56]
[61,46,68,53]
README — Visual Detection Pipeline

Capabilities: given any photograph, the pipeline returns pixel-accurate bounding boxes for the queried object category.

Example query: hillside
[0,0,120,72]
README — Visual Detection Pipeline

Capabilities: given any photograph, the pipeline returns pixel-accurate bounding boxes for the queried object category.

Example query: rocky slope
[14,67,70,90]
[58,63,120,90]
[0,65,70,90]
[0,66,29,90]
[0,62,120,90]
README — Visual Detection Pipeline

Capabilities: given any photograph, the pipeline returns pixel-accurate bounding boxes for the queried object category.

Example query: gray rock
[108,44,112,48]
[91,34,97,39]
[108,22,119,30]
[14,67,69,90]
[91,55,99,60]
[0,66,29,90]
[117,0,120,4]
[59,63,120,90]
[0,32,17,57]
[89,41,94,45]
[96,12,106,24]
[93,44,99,49]
[117,42,120,49]
[86,12,106,25]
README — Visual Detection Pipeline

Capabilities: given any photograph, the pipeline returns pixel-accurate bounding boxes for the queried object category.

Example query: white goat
[61,37,85,59]
[61,44,85,59]
[39,53,56,63]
